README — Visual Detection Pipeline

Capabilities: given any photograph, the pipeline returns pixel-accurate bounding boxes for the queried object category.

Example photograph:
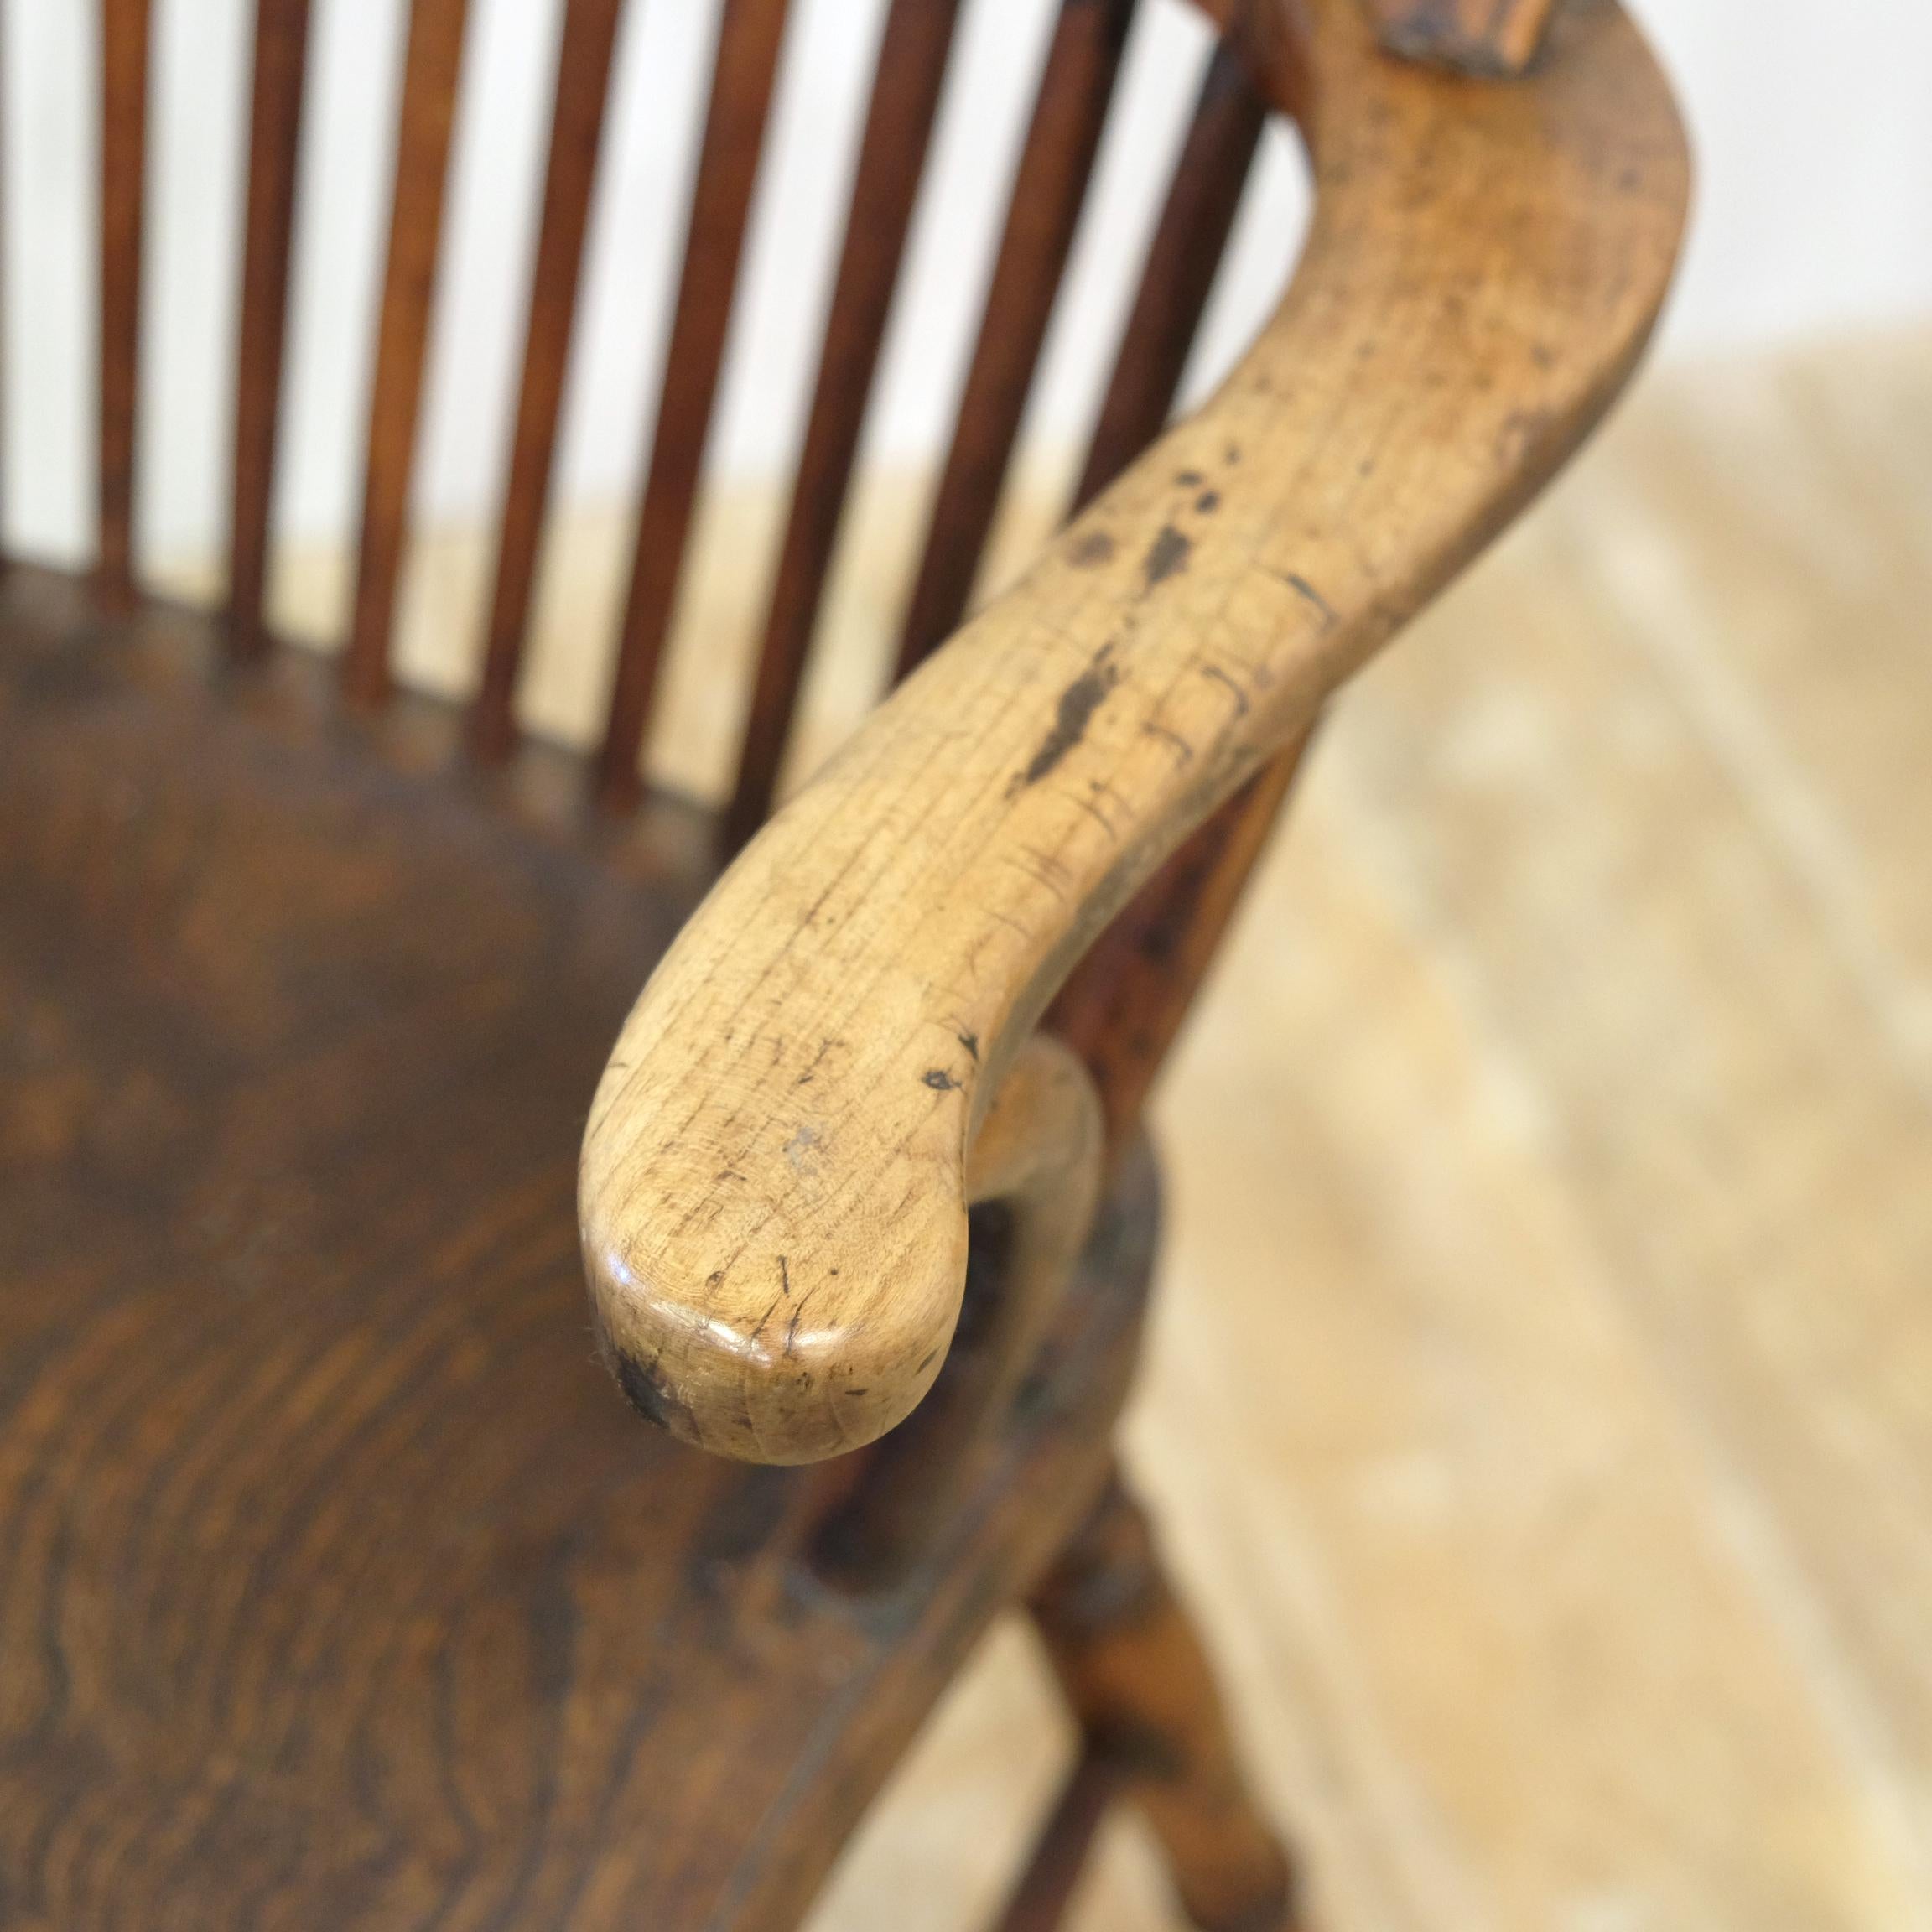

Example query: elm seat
[0,569,1155,1928]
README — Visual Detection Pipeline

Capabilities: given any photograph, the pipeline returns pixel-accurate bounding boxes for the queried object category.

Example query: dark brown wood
[892,0,1140,685]
[228,0,314,661]
[99,0,153,607]
[0,29,7,557]
[1071,37,1266,516]
[594,0,790,813]
[991,1752,1124,1932]
[0,559,1156,1929]
[1031,1472,1302,1931]
[1364,0,1558,75]
[1048,725,1314,1156]
[724,0,964,851]
[343,0,470,712]
[471,0,626,761]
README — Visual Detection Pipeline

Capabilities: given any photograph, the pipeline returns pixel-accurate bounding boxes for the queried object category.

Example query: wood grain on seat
[0,567,1154,1929]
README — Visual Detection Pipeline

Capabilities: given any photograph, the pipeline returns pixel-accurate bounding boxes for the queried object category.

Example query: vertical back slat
[470,0,625,761]
[342,0,470,711]
[229,0,314,659]
[1071,38,1264,514]
[593,0,790,813]
[723,0,965,852]
[891,0,1138,686]
[0,25,8,556]
[99,0,153,606]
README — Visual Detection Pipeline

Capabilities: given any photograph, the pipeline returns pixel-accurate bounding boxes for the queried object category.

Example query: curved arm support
[579,0,1689,1462]
[810,1033,1104,1587]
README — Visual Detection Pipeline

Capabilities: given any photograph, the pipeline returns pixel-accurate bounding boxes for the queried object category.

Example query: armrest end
[578,865,976,1463]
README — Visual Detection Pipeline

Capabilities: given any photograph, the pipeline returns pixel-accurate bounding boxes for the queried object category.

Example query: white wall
[1634,0,1932,353]
[0,0,1926,574]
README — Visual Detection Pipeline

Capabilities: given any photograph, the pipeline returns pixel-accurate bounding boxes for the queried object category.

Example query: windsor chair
[0,0,1685,1925]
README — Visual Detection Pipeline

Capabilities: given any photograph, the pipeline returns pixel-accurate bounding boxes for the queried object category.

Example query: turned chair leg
[994,1467,1304,1932]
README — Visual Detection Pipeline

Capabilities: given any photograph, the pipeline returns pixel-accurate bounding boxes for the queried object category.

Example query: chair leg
[989,1750,1123,1932]
[1008,1467,1305,1932]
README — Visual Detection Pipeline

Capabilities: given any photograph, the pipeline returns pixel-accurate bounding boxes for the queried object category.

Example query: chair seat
[0,569,1153,1930]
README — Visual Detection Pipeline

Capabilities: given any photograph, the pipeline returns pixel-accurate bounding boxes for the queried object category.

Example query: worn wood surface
[0,0,1732,1919]
[812,1035,1105,1589]
[579,0,1688,1466]
[0,568,1157,1929]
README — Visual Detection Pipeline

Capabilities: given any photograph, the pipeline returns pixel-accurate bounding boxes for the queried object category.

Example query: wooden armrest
[579,0,1688,1463]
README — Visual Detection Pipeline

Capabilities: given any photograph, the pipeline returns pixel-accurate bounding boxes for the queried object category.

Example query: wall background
[2,0,1927,579]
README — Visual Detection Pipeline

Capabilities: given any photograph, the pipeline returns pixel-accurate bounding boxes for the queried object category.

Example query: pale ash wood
[579,0,1689,1464]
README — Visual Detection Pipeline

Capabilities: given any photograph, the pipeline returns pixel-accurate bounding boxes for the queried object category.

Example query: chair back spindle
[1072,37,1264,513]
[99,0,153,608]
[724,0,966,852]
[229,0,314,661]
[891,0,1139,686]
[593,0,791,813]
[344,0,470,713]
[471,0,627,761]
